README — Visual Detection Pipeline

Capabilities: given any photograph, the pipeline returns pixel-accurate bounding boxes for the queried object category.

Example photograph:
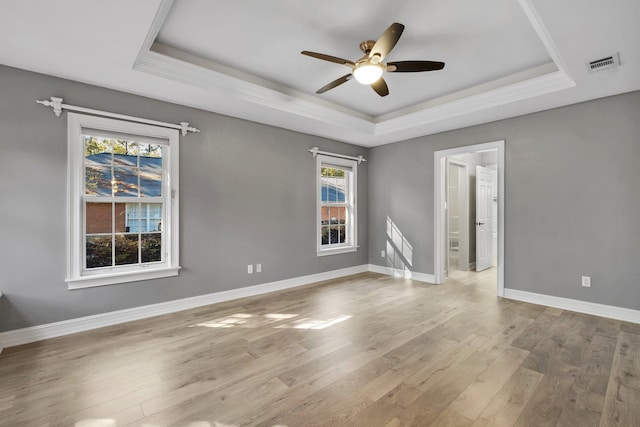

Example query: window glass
[317,156,356,255]
[81,132,168,271]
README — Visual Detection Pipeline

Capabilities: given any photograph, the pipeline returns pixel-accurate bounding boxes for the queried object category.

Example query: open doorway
[434,141,505,296]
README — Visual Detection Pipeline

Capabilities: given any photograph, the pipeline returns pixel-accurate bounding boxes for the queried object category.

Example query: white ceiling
[1,0,638,147]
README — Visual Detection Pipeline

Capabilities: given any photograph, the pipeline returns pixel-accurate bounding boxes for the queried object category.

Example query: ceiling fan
[301,22,445,97]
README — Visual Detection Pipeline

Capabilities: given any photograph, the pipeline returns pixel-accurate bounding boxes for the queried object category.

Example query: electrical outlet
[581,276,591,287]
[381,250,386,258]
[256,263,262,273]
[247,264,253,274]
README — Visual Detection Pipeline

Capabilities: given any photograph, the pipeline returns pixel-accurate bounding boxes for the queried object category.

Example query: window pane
[321,183,329,203]
[320,167,346,203]
[113,166,139,197]
[329,207,344,225]
[321,227,329,245]
[84,136,112,157]
[86,236,112,268]
[142,233,162,263]
[338,225,346,243]
[114,203,127,233]
[329,226,341,244]
[86,203,112,234]
[126,203,162,233]
[146,203,162,232]
[115,234,138,265]
[140,159,162,197]
[338,207,346,225]
[321,207,329,226]
[85,166,112,196]
[85,136,112,196]
[140,144,162,159]
[113,141,139,165]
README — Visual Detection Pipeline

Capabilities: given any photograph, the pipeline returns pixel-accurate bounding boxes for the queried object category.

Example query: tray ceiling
[0,0,638,146]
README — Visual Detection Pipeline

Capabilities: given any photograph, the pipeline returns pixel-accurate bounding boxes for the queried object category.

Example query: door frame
[434,140,505,296]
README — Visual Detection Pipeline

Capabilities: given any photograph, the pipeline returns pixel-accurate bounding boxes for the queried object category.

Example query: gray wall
[2,62,639,332]
[0,65,368,331]
[368,90,640,311]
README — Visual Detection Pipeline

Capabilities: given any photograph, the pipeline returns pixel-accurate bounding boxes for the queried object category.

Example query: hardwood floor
[1,271,638,426]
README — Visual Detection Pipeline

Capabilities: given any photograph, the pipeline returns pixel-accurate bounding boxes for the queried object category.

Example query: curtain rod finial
[180,122,201,136]
[37,96,63,117]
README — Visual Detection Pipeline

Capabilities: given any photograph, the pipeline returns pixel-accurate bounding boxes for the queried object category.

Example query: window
[67,113,180,288]
[316,155,357,255]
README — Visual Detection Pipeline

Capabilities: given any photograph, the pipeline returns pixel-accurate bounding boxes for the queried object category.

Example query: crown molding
[131,0,575,145]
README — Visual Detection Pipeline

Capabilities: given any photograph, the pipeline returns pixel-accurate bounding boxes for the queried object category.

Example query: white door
[476,166,493,271]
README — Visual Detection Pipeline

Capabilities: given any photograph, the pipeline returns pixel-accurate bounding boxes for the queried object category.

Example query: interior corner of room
[2,1,640,424]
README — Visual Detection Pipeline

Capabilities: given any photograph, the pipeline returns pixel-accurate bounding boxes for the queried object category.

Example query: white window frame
[66,113,180,289]
[316,154,358,256]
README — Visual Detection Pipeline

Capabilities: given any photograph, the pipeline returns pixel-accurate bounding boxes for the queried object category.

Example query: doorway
[434,140,505,296]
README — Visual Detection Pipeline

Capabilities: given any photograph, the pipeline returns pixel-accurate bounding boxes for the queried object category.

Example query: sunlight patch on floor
[75,420,116,427]
[189,313,351,330]
[276,314,352,330]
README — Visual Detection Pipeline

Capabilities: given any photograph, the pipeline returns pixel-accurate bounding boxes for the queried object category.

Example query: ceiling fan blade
[316,74,353,94]
[301,51,355,67]
[386,61,445,72]
[371,77,389,97]
[370,22,405,61]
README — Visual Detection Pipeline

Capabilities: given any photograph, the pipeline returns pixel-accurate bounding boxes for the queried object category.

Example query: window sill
[67,266,181,290]
[317,246,358,257]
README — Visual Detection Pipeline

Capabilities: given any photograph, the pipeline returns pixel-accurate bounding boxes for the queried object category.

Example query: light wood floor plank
[599,331,640,427]
[471,366,544,427]
[0,268,637,426]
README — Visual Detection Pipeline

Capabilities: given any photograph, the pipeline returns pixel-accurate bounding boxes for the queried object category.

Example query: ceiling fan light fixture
[301,22,445,96]
[353,62,383,85]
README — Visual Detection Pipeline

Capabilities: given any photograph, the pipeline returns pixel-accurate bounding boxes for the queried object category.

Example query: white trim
[517,0,572,80]
[367,264,435,284]
[67,266,181,290]
[309,147,366,164]
[504,289,640,324]
[434,140,505,297]
[67,113,180,288]
[5,267,638,349]
[316,246,358,257]
[38,97,199,136]
[0,265,369,349]
[131,5,575,147]
[135,44,375,129]
[375,67,574,135]
[316,154,358,255]
[134,0,175,66]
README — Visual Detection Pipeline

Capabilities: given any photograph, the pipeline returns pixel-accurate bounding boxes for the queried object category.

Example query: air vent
[586,53,620,73]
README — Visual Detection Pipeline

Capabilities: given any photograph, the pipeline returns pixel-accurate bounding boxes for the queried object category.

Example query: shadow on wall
[386,216,413,278]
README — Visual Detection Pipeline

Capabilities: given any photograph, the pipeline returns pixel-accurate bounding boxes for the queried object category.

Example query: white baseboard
[367,264,435,284]
[7,267,637,350]
[0,264,369,349]
[504,289,640,324]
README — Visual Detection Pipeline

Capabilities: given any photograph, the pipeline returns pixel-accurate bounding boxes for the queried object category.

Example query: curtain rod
[36,97,200,136]
[309,147,366,164]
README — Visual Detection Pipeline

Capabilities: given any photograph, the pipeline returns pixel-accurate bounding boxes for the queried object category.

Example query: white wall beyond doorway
[434,140,505,296]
